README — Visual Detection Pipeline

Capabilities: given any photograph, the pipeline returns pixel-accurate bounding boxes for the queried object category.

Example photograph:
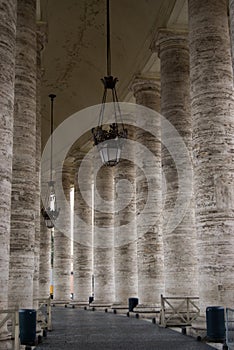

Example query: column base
[70,300,90,309]
[37,309,45,321]
[187,316,227,348]
[187,316,206,340]
[89,301,113,311]
[0,322,13,343]
[51,299,71,307]
[0,331,11,342]
[0,339,12,350]
[133,304,161,320]
[0,328,16,350]
[110,303,129,314]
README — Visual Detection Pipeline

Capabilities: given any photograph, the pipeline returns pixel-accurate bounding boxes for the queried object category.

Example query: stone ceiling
[39,0,188,149]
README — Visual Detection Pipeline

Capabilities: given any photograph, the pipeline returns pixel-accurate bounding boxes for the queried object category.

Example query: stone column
[33,22,47,307]
[189,0,234,313]
[53,167,71,302]
[9,0,37,309]
[155,29,198,297]
[131,76,164,311]
[113,125,138,310]
[73,153,93,305]
[92,165,115,308]
[0,0,17,340]
[36,22,51,299]
[39,216,51,298]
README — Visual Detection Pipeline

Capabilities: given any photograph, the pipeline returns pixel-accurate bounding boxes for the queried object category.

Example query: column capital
[151,27,188,57]
[72,150,89,166]
[130,75,161,96]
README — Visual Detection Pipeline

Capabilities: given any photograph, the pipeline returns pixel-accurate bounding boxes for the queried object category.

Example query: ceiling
[39,0,188,148]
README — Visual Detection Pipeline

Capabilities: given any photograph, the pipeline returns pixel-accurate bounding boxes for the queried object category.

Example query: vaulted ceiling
[39,0,188,148]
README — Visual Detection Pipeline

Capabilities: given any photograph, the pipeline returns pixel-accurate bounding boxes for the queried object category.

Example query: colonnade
[0,2,234,344]
[66,0,234,315]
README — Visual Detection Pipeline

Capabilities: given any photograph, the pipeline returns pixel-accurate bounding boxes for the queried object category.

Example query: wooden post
[14,310,20,350]
[160,294,165,327]
[47,297,52,331]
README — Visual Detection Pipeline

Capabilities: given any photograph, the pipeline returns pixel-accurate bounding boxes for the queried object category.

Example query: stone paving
[36,307,216,350]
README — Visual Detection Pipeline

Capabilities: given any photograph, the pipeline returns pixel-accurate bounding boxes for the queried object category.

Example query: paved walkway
[35,307,218,350]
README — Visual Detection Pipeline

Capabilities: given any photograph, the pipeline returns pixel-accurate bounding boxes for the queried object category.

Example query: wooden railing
[0,309,19,350]
[35,297,52,331]
[160,295,200,327]
[0,297,52,349]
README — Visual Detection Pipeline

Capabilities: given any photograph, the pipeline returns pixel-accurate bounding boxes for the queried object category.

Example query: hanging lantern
[92,0,128,166]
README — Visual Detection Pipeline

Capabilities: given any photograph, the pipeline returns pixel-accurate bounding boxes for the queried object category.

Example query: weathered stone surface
[113,142,138,306]
[39,215,51,298]
[156,29,198,297]
[53,168,71,301]
[73,154,93,303]
[93,165,115,305]
[9,0,37,310]
[33,23,46,308]
[37,24,51,300]
[189,0,234,313]
[131,76,164,307]
[0,0,16,338]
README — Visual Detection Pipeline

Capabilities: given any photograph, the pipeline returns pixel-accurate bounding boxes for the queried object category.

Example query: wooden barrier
[160,295,200,327]
[34,296,52,331]
[0,297,52,349]
[0,309,19,350]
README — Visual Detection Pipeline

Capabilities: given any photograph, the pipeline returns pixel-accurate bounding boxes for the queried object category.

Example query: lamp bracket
[49,93,56,100]
[101,76,118,89]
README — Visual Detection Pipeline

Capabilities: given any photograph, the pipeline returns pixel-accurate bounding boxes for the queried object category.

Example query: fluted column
[73,153,93,305]
[0,0,17,340]
[34,21,47,307]
[39,215,51,298]
[9,0,37,309]
[189,0,234,313]
[155,29,198,297]
[92,166,115,307]
[113,125,138,309]
[131,76,164,310]
[53,167,71,301]
[37,23,51,299]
